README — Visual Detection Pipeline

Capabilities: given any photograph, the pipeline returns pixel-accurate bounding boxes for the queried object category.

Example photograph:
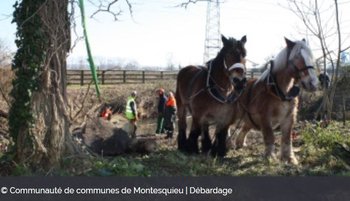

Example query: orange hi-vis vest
[166,96,176,107]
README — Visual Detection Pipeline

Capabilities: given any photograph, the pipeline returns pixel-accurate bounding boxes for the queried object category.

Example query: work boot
[165,131,173,139]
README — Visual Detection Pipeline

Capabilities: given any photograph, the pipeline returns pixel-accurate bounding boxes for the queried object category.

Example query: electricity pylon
[203,0,221,63]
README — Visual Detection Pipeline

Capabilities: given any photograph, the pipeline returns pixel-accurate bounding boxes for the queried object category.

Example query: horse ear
[285,37,295,48]
[240,35,247,45]
[221,34,229,46]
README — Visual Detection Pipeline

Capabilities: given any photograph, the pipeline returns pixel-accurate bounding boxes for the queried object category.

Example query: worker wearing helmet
[156,88,167,134]
[125,91,138,138]
[164,91,177,139]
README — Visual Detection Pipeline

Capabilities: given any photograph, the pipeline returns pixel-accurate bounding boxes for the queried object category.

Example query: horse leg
[201,123,211,154]
[176,99,187,152]
[280,118,298,165]
[235,125,251,149]
[187,118,201,154]
[211,125,229,157]
[261,126,277,161]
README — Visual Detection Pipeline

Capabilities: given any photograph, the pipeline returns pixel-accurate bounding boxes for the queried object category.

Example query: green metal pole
[78,0,100,97]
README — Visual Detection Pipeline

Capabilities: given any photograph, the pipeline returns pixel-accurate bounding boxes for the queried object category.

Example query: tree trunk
[12,0,76,170]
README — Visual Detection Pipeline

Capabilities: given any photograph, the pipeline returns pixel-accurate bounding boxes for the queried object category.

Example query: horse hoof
[178,146,186,152]
[187,148,199,154]
[201,143,212,154]
[210,148,227,158]
[281,155,299,165]
[264,153,278,163]
[235,142,247,150]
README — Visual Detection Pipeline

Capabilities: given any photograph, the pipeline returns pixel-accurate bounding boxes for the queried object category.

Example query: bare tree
[287,0,349,120]
[8,0,136,172]
[9,0,80,171]
[178,0,218,8]
[0,40,13,108]
[0,39,12,67]
[88,0,133,20]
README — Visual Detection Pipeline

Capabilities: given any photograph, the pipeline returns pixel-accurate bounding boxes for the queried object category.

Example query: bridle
[264,47,315,102]
[204,52,245,104]
[287,48,315,80]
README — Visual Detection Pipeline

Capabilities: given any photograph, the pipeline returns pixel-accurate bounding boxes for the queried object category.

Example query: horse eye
[233,49,240,56]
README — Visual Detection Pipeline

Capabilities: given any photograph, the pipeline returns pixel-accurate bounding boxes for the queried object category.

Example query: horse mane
[258,40,311,82]
[210,37,241,66]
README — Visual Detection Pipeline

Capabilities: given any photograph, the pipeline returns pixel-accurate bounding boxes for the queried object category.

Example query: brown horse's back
[175,65,206,107]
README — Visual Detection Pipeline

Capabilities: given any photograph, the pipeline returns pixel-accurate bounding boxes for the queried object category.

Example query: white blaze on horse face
[301,49,313,67]
[228,63,245,80]
[301,48,319,91]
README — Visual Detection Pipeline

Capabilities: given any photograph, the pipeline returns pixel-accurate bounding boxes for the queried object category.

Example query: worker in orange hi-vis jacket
[163,91,177,139]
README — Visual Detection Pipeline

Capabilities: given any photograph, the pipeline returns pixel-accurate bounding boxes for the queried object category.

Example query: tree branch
[0,109,8,119]
[89,0,133,21]
[69,0,84,52]
[0,83,10,107]
[178,0,221,8]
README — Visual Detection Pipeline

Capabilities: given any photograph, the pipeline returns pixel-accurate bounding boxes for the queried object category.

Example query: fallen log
[73,117,157,156]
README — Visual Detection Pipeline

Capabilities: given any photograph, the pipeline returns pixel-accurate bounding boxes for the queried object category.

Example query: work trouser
[156,113,165,134]
[164,114,176,139]
[128,119,137,138]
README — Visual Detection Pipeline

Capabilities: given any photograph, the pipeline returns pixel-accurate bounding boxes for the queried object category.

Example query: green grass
[3,121,348,176]
[55,121,350,177]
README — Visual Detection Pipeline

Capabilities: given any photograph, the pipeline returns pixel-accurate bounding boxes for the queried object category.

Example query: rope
[78,0,101,98]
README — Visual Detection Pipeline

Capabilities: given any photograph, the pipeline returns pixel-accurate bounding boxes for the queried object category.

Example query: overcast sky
[1,0,349,68]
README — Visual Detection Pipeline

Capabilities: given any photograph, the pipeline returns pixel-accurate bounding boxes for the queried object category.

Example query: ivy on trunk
[9,0,76,171]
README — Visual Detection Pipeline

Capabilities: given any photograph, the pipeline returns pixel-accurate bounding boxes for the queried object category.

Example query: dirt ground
[0,78,326,155]
[2,75,350,176]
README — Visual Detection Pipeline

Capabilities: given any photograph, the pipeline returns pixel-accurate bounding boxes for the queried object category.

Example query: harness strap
[267,60,299,101]
[186,66,207,99]
[206,60,240,104]
[243,83,260,129]
[186,60,242,103]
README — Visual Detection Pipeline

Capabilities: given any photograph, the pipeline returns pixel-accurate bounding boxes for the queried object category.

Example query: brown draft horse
[232,38,319,164]
[176,35,247,157]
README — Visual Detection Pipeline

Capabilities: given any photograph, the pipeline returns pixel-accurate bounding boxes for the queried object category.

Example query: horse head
[285,38,319,92]
[221,35,247,89]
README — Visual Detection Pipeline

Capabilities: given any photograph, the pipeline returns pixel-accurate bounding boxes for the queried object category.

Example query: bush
[299,121,350,175]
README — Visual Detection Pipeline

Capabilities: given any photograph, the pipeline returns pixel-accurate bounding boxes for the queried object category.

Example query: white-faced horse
[233,38,318,164]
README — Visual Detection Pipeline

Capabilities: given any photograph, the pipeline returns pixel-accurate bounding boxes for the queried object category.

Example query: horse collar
[206,60,240,104]
[267,60,300,101]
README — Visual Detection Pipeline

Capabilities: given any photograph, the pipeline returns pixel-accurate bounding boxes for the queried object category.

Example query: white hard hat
[131,91,137,96]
